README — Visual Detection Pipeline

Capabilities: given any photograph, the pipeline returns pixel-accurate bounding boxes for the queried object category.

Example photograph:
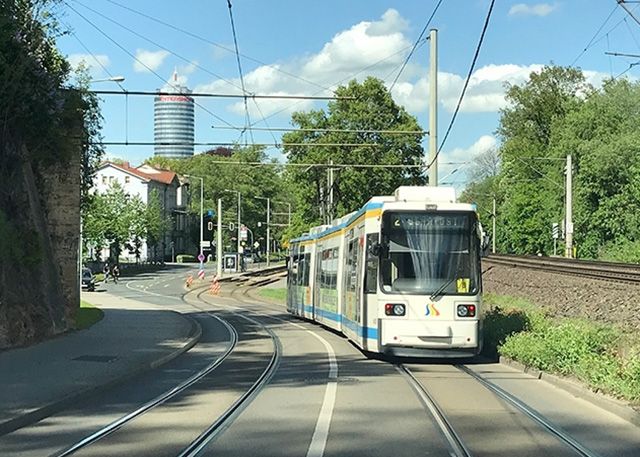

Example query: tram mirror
[481,234,490,257]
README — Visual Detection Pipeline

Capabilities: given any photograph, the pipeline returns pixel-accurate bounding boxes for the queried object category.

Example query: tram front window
[380,211,480,295]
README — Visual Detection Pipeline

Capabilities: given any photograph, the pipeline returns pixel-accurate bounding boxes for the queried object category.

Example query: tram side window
[301,253,311,287]
[345,239,358,292]
[364,234,379,294]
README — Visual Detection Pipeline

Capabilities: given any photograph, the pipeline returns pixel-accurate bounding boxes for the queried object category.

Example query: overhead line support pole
[565,154,574,258]
[217,198,222,277]
[429,29,438,186]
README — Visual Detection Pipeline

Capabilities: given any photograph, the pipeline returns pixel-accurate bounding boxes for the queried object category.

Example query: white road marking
[223,306,339,457]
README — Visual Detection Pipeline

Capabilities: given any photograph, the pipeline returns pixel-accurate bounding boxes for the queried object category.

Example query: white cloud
[133,49,170,72]
[68,53,110,72]
[194,8,412,118]
[509,3,558,17]
[437,135,498,188]
[391,64,544,114]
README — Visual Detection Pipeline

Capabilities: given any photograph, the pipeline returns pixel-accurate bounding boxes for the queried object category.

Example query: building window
[102,176,107,185]
[125,176,130,184]
[109,176,114,184]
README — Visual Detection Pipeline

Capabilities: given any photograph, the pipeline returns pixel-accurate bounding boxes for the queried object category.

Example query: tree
[145,145,289,256]
[495,65,588,254]
[83,182,148,262]
[551,78,640,260]
[282,77,426,228]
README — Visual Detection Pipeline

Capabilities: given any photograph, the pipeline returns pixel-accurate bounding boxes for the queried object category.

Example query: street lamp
[254,196,271,267]
[185,175,205,267]
[90,76,126,83]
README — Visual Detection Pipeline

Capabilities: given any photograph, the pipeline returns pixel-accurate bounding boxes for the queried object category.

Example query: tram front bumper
[380,319,479,353]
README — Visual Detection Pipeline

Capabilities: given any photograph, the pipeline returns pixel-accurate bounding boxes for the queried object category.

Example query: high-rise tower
[154,70,195,157]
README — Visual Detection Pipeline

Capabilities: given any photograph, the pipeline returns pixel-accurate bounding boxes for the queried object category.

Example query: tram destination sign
[388,213,469,231]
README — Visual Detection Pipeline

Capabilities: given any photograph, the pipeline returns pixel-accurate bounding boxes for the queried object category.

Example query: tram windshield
[380,211,480,295]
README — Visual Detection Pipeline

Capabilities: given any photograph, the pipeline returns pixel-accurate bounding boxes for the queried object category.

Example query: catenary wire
[570,4,619,66]
[72,0,243,92]
[103,0,332,92]
[428,0,495,170]
[64,1,237,128]
[226,0,254,145]
[65,26,127,92]
[70,0,304,142]
[388,0,444,93]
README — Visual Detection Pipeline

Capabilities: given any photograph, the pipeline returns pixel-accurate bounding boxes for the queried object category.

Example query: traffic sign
[552,223,559,239]
[254,241,260,248]
[207,221,213,231]
[228,222,235,231]
[197,253,205,262]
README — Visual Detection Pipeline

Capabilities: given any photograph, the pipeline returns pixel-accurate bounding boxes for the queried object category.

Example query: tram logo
[426,303,440,316]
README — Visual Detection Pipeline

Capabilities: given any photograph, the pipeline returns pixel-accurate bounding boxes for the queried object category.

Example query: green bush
[492,297,640,403]
[176,254,196,263]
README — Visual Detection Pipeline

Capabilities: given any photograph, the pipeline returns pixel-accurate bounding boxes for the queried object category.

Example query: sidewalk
[0,292,201,435]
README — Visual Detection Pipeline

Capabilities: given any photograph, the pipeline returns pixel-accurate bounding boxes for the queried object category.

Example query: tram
[287,186,485,357]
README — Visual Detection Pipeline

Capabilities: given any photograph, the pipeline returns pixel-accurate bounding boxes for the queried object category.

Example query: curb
[0,311,202,437]
[499,356,640,427]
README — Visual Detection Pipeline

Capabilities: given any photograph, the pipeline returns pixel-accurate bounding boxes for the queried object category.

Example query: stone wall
[41,156,80,324]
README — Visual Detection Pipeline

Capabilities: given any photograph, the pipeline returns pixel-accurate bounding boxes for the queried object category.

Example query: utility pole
[492,197,496,254]
[328,159,334,221]
[428,28,438,187]
[237,191,241,256]
[217,198,222,277]
[565,154,573,258]
[266,198,271,267]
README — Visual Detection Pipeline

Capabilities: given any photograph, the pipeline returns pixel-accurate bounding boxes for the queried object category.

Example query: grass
[258,288,287,304]
[483,293,640,404]
[74,300,104,330]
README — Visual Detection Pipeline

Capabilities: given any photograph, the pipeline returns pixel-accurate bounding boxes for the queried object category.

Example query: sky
[56,0,640,190]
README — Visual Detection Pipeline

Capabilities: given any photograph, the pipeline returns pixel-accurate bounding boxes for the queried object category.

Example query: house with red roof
[93,161,194,262]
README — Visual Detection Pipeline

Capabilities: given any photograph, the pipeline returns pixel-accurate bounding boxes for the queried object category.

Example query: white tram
[287,186,485,357]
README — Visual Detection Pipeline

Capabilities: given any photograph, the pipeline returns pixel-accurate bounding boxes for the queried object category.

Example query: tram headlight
[385,303,406,316]
[457,304,476,318]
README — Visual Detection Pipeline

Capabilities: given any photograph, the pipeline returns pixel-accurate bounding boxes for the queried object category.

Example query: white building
[93,161,193,262]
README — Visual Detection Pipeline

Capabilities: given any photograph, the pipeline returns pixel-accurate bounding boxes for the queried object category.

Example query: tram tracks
[399,363,603,457]
[50,284,282,457]
[484,254,640,284]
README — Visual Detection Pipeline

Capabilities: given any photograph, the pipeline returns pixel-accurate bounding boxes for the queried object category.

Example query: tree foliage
[146,146,289,254]
[83,182,167,262]
[282,77,426,228]
[473,64,640,260]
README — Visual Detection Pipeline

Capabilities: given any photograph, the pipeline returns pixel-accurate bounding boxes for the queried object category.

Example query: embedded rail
[484,254,640,284]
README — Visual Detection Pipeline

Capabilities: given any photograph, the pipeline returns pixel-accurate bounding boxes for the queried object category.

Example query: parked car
[81,267,96,292]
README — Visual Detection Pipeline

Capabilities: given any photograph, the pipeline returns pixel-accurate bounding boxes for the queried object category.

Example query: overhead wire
[570,4,619,66]
[428,0,495,171]
[64,1,236,129]
[102,0,332,92]
[72,0,243,92]
[64,26,126,92]
[388,0,444,93]
[225,0,253,145]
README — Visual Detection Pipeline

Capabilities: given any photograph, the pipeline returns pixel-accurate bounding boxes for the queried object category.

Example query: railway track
[484,254,640,284]
[52,284,282,457]
[398,363,603,457]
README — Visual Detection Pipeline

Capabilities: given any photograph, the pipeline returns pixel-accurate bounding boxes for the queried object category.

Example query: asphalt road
[3,266,639,457]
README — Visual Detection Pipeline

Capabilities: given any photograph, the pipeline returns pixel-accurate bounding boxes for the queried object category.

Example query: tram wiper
[430,277,456,301]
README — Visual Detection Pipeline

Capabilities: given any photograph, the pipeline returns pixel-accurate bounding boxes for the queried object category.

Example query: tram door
[314,245,323,321]
[362,233,380,351]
